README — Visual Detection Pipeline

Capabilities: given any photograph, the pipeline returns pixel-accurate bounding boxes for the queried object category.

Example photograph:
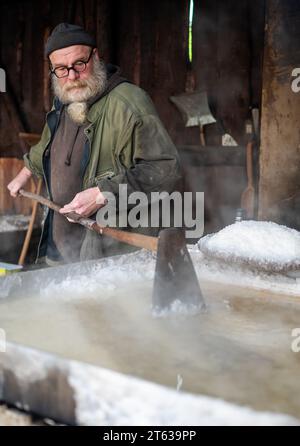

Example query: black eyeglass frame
[50,47,95,78]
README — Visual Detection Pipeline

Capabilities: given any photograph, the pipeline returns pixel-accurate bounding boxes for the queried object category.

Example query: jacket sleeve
[96,112,182,198]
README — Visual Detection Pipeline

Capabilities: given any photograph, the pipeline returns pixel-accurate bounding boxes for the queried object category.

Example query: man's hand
[59,187,107,219]
[7,167,33,197]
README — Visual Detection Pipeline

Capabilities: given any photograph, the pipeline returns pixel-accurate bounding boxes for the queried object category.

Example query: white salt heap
[198,221,300,272]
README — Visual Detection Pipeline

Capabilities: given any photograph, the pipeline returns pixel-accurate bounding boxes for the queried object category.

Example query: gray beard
[51,58,108,125]
[66,102,88,125]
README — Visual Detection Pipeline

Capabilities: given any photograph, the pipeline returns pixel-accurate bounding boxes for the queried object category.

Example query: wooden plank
[117,0,193,146]
[193,0,265,146]
[258,0,300,218]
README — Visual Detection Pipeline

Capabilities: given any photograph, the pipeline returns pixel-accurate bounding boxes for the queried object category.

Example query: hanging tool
[240,121,255,219]
[170,90,216,146]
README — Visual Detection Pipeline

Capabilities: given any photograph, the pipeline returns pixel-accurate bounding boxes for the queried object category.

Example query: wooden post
[258,0,300,219]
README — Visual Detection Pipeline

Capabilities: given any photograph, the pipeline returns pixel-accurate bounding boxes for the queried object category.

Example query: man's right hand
[7,167,33,197]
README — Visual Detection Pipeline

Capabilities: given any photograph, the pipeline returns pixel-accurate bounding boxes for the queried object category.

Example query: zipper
[81,132,92,190]
[35,109,62,262]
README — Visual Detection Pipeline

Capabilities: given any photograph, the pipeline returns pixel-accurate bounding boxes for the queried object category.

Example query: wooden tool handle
[18,179,43,265]
[92,225,158,252]
[246,141,253,187]
[199,125,206,146]
[20,189,61,213]
[19,189,158,252]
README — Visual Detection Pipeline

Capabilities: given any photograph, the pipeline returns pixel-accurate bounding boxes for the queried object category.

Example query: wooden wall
[0,0,265,153]
[193,0,265,145]
[0,0,266,232]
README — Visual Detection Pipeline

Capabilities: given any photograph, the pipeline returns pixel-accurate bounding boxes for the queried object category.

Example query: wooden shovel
[19,190,205,311]
[19,189,158,252]
[241,140,255,219]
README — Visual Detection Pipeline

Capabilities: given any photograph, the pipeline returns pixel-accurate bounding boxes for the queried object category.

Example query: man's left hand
[59,187,107,219]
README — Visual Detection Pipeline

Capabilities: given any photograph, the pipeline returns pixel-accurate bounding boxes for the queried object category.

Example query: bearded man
[8,23,181,264]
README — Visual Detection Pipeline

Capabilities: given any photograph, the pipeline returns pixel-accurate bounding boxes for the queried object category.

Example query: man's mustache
[64,80,88,91]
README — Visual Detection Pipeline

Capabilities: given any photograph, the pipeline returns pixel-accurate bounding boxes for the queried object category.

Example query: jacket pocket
[86,170,115,188]
[95,170,115,181]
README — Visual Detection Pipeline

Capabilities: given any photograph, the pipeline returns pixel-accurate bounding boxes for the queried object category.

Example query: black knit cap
[45,23,96,57]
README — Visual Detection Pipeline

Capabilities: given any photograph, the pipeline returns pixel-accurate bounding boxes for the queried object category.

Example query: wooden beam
[258,0,300,218]
[178,145,246,166]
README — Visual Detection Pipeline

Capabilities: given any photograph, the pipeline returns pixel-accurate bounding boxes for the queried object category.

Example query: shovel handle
[18,180,43,265]
[19,189,158,252]
[19,189,60,212]
[246,141,253,187]
[199,125,206,146]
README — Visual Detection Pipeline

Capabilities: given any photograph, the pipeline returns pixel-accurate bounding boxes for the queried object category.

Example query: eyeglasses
[50,48,94,78]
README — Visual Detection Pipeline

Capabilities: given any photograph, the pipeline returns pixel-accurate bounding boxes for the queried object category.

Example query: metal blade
[170,91,216,127]
[152,228,206,311]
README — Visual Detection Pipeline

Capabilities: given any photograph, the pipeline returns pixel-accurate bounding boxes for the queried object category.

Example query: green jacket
[24,81,182,261]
